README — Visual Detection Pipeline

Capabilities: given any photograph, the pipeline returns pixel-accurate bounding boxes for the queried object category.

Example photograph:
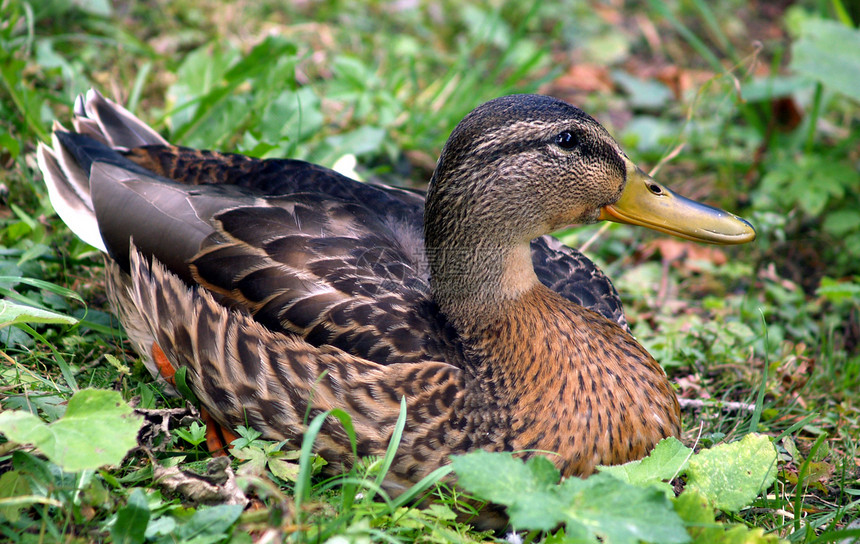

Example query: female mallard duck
[38,90,754,494]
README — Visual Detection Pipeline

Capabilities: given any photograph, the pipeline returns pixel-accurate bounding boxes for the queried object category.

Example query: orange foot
[151,342,239,457]
[202,408,240,457]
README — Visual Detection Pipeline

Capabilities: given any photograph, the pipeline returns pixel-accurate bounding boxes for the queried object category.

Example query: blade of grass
[14,323,78,391]
[772,413,821,443]
[0,62,49,143]
[390,464,454,510]
[22,1,35,57]
[366,528,407,544]
[75,317,120,336]
[805,83,823,154]
[170,38,297,144]
[0,276,85,304]
[809,528,860,544]
[793,433,828,533]
[0,495,64,509]
[363,396,407,505]
[294,408,357,518]
[688,0,737,62]
[0,352,73,394]
[748,312,770,433]
[831,0,854,26]
[127,61,152,114]
[172,367,198,404]
[0,287,46,310]
[294,410,331,515]
[647,0,725,73]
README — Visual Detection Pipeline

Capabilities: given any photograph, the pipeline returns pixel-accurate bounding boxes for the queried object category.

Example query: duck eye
[555,131,579,150]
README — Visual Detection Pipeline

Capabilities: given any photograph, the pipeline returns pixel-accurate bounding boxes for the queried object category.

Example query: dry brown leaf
[675,374,707,397]
[154,456,249,507]
[551,64,615,94]
[642,239,728,273]
[771,97,803,132]
[622,58,715,101]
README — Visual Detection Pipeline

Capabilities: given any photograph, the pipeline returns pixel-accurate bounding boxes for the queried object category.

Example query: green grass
[2,0,859,542]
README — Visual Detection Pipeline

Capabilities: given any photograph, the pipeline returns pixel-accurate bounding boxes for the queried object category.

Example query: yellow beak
[599,162,756,245]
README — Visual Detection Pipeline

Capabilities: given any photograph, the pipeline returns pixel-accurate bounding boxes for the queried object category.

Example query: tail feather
[37,140,106,251]
[50,125,95,208]
[38,89,168,251]
[75,89,168,149]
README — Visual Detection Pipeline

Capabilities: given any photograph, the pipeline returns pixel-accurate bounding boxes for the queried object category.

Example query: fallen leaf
[548,63,615,94]
[644,239,728,273]
[153,456,248,507]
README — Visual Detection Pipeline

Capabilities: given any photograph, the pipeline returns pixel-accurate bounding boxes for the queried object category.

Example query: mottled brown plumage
[38,90,755,507]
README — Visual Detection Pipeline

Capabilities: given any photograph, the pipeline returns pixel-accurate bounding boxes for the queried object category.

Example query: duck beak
[598,162,756,245]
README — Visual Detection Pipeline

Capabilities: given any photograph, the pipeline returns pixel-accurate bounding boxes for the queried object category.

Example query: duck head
[424,94,755,316]
[426,94,755,247]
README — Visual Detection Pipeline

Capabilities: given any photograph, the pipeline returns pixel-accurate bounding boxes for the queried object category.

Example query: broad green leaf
[2,394,66,422]
[234,446,268,476]
[0,389,142,472]
[0,470,31,522]
[620,116,677,152]
[222,35,297,83]
[790,19,860,101]
[452,451,564,531]
[720,527,782,544]
[0,411,51,446]
[822,210,860,237]
[612,71,673,109]
[325,125,387,158]
[144,515,177,540]
[176,504,243,541]
[741,75,813,103]
[260,88,322,144]
[453,452,689,542]
[174,421,207,447]
[557,473,689,544]
[72,0,112,16]
[268,457,300,482]
[817,277,860,303]
[674,490,781,543]
[599,436,692,492]
[0,299,78,328]
[111,488,151,544]
[0,131,21,160]
[168,44,241,139]
[686,434,778,512]
[451,451,559,505]
[755,154,859,217]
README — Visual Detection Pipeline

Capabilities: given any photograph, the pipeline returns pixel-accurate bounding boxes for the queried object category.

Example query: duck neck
[425,236,540,330]
[424,168,544,329]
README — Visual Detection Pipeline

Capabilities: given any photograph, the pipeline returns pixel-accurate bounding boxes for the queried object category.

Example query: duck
[38,89,755,497]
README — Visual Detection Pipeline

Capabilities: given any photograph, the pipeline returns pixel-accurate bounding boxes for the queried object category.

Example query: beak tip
[737,216,757,243]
